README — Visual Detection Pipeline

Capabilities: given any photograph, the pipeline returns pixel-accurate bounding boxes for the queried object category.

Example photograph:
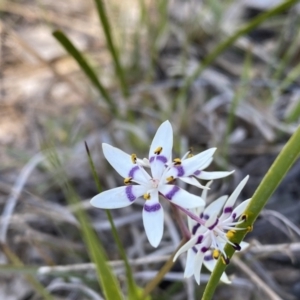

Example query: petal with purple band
[102,143,149,184]
[148,120,173,163]
[90,185,147,209]
[159,185,205,209]
[173,235,199,262]
[150,155,168,179]
[142,196,164,248]
[220,176,249,220]
[179,148,216,177]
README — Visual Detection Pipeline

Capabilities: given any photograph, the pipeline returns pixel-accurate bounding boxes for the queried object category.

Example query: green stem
[202,124,300,300]
[85,142,140,299]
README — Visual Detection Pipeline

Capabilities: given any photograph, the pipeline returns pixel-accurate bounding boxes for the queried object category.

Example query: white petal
[159,185,205,209]
[184,249,196,278]
[201,181,213,201]
[173,235,199,262]
[149,121,173,178]
[221,176,249,219]
[166,148,216,179]
[194,251,205,285]
[240,241,249,251]
[198,157,213,170]
[231,198,251,220]
[203,195,228,217]
[179,176,209,189]
[143,193,164,247]
[203,259,231,284]
[102,143,151,184]
[197,170,235,180]
[90,185,146,209]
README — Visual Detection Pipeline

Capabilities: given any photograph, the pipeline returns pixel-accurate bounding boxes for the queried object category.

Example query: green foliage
[202,124,300,300]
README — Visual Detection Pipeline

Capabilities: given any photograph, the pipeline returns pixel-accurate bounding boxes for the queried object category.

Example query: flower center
[151,178,160,188]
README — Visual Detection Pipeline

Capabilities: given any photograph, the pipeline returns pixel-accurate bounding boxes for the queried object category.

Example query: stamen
[173,158,181,165]
[188,147,193,158]
[226,230,236,239]
[154,146,163,155]
[213,249,220,259]
[221,255,230,265]
[131,154,137,164]
[143,193,151,200]
[233,243,241,251]
[166,176,174,183]
[246,225,253,232]
[124,177,132,185]
[241,214,248,221]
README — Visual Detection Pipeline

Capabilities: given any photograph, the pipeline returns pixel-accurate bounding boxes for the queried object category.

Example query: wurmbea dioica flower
[91,121,217,247]
[173,176,250,285]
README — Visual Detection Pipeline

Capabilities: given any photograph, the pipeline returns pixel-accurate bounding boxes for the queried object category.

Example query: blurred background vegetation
[1,0,300,299]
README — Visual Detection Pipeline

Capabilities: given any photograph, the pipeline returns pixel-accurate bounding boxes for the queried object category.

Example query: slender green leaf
[85,142,140,300]
[93,0,129,97]
[52,30,117,115]
[202,125,300,300]
[176,0,299,106]
[45,146,123,300]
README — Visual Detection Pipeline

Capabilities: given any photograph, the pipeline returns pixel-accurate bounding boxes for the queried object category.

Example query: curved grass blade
[52,30,117,115]
[202,125,300,300]
[176,0,299,106]
[45,145,123,300]
[85,142,140,300]
[93,0,129,97]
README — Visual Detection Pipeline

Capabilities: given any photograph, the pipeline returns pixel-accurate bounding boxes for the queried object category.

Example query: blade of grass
[142,239,186,299]
[0,244,54,300]
[202,125,300,300]
[52,30,117,115]
[93,0,129,97]
[175,0,298,106]
[45,145,123,300]
[222,50,252,165]
[85,142,140,300]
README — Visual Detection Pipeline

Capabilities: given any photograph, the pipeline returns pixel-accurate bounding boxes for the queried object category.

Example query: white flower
[173,176,250,285]
[90,121,213,247]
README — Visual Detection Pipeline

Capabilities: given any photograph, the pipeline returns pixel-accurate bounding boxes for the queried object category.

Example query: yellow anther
[187,148,194,158]
[124,177,132,185]
[226,230,236,239]
[143,193,151,200]
[241,214,248,221]
[166,176,174,183]
[154,146,163,155]
[246,225,253,232]
[173,158,182,165]
[221,256,228,265]
[131,154,137,164]
[212,249,220,259]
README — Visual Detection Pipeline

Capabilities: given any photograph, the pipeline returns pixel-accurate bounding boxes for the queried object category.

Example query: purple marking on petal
[149,155,168,164]
[232,213,237,220]
[194,170,201,176]
[201,246,209,253]
[192,224,200,235]
[164,185,180,200]
[204,254,213,261]
[196,235,203,244]
[144,203,161,212]
[125,185,135,202]
[208,218,219,230]
[192,246,198,254]
[203,214,209,220]
[176,166,185,177]
[224,207,233,214]
[128,165,139,177]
